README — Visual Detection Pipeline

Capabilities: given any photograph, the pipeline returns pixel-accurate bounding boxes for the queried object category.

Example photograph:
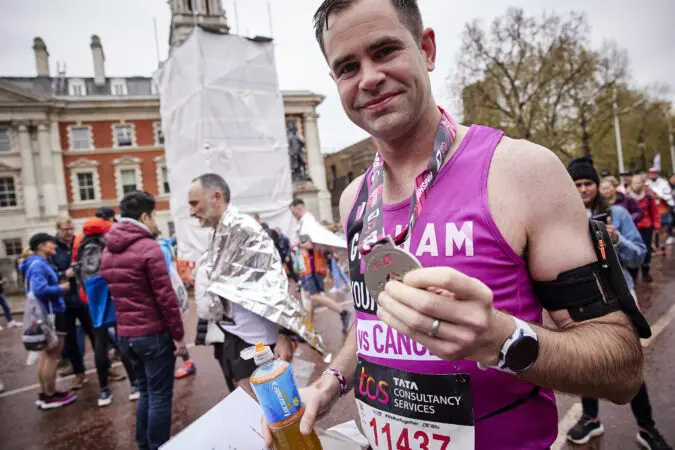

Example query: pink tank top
[345,125,557,449]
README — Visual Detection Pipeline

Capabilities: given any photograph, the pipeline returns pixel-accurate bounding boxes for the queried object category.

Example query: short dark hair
[313,0,423,55]
[290,198,305,207]
[120,191,156,221]
[29,233,56,251]
[193,173,231,203]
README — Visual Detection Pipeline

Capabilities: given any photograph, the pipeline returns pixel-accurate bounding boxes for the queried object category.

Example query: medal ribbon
[359,108,458,255]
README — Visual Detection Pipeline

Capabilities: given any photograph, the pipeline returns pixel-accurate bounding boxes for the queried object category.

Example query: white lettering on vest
[415,223,439,257]
[352,280,375,313]
[350,232,361,262]
[356,319,441,361]
[446,221,474,257]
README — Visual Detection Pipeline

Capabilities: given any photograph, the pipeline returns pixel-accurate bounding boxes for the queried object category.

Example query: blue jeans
[330,258,349,289]
[0,294,12,323]
[119,332,176,450]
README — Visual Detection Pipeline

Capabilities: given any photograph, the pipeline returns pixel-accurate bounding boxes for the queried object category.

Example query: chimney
[33,37,50,77]
[90,35,106,87]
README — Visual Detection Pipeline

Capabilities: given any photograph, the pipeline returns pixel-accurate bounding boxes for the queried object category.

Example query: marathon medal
[364,236,422,302]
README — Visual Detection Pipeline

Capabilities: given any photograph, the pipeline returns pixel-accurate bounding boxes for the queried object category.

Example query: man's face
[575,179,598,207]
[322,0,435,141]
[56,221,74,243]
[188,181,223,228]
[669,175,675,186]
[290,204,305,221]
[648,172,659,182]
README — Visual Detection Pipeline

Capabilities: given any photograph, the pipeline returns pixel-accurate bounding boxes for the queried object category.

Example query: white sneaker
[666,236,674,245]
[0,325,3,331]
[8,320,22,328]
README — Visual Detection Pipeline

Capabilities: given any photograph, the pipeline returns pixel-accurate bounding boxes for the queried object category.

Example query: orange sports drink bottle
[241,342,323,450]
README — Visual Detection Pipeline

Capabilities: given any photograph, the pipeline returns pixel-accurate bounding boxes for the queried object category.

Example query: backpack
[77,235,106,283]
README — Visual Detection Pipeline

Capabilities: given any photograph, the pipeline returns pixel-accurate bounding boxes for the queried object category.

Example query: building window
[3,238,22,257]
[0,129,10,152]
[347,171,354,183]
[154,122,164,146]
[120,169,138,194]
[70,126,92,150]
[161,166,170,194]
[68,159,102,203]
[111,79,127,96]
[0,177,17,207]
[68,79,87,96]
[113,124,134,147]
[168,221,175,237]
[77,172,96,201]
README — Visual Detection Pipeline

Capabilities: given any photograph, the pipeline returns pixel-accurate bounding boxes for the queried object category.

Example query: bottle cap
[240,341,274,366]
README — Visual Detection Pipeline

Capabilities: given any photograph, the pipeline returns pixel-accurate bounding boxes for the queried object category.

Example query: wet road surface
[0,255,673,449]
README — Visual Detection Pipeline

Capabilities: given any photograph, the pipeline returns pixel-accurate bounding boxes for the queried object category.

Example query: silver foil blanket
[201,206,328,356]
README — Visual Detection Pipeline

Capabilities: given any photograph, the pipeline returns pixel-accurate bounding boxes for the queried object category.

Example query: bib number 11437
[368,415,451,450]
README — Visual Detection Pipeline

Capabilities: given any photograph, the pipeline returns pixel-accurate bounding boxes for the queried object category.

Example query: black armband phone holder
[532,220,651,339]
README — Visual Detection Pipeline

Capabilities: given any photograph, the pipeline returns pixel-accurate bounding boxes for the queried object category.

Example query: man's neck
[211,205,228,230]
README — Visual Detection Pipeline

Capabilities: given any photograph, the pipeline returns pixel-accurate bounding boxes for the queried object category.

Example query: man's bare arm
[495,141,643,403]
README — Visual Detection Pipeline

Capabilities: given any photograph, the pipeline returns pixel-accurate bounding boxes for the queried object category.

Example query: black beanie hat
[568,157,599,185]
[29,233,56,252]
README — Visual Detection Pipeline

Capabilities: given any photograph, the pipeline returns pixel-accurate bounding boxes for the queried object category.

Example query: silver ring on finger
[428,318,441,337]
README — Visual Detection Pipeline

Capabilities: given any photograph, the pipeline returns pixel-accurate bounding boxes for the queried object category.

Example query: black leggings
[63,302,95,374]
[581,382,655,428]
[93,326,136,390]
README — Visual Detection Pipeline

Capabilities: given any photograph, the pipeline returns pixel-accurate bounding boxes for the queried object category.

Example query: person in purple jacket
[100,191,186,450]
[600,176,645,224]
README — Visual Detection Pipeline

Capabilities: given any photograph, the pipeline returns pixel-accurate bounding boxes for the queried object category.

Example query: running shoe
[567,415,604,444]
[7,320,22,328]
[637,426,672,450]
[98,388,113,407]
[40,391,77,410]
[175,360,196,379]
[35,393,46,407]
[129,385,140,401]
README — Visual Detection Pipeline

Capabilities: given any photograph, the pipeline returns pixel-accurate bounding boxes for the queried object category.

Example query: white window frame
[153,121,164,146]
[67,125,94,151]
[0,175,19,208]
[68,79,87,96]
[67,159,102,204]
[113,156,143,199]
[112,123,136,148]
[0,128,11,153]
[154,155,170,195]
[110,78,128,96]
[76,172,96,201]
[3,238,23,258]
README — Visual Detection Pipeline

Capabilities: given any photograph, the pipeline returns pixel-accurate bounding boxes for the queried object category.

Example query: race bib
[355,358,475,450]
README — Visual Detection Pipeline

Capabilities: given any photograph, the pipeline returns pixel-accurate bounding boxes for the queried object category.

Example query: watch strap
[478,316,537,374]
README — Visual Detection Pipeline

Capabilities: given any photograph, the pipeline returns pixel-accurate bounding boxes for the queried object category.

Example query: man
[100,192,187,450]
[262,2,646,449]
[50,218,93,390]
[289,199,353,332]
[188,173,294,393]
[21,233,77,409]
[628,175,661,283]
[567,160,670,449]
[75,207,137,407]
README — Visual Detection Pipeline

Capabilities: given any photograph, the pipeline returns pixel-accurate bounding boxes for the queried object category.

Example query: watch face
[505,336,539,372]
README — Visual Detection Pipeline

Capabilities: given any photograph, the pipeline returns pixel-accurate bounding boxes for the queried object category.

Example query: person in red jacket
[628,175,661,282]
[100,191,186,450]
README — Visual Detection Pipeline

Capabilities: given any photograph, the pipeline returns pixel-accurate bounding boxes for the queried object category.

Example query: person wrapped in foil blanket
[197,205,328,357]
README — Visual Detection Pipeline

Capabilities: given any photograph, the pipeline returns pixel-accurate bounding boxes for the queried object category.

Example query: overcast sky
[1,0,673,153]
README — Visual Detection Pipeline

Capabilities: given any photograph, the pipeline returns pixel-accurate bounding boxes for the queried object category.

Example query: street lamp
[637,132,646,172]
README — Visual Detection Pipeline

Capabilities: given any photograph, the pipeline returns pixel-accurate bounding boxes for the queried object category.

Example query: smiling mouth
[361,93,400,110]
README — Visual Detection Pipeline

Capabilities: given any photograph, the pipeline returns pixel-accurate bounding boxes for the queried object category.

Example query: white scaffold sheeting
[155,28,294,261]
